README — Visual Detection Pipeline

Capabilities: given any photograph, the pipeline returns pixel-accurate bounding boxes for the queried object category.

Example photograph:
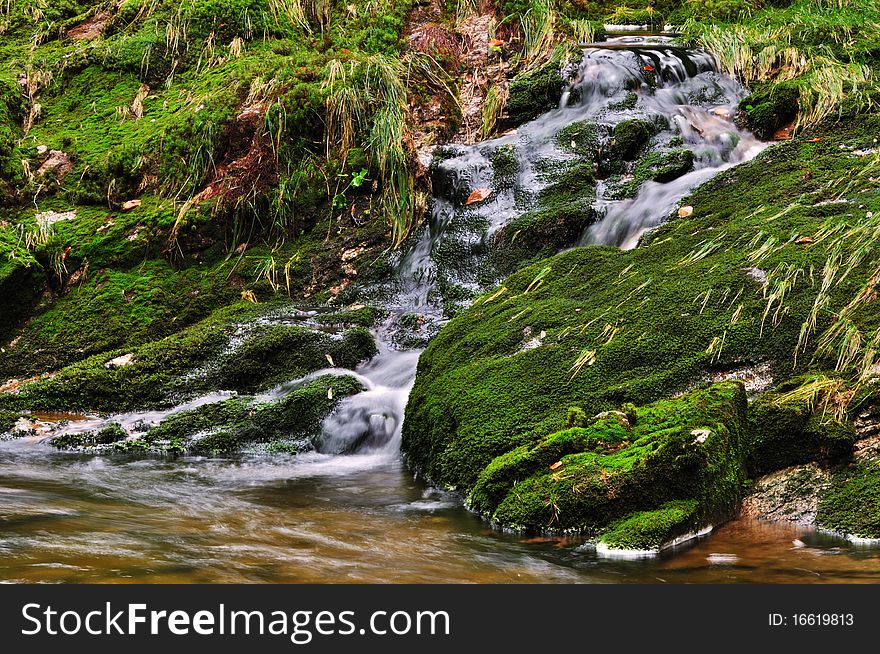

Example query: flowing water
[3,446,880,583]
[2,38,877,583]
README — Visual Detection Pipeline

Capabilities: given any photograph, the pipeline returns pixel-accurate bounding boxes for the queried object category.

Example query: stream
[4,37,878,583]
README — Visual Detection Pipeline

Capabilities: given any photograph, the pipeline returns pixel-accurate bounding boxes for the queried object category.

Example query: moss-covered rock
[817,458,880,539]
[463,382,747,544]
[142,374,364,455]
[1,305,375,413]
[506,58,565,127]
[598,500,700,551]
[747,379,857,476]
[0,409,21,433]
[608,119,655,162]
[490,162,597,275]
[52,423,128,450]
[212,324,376,393]
[490,145,519,191]
[402,117,880,510]
[637,149,695,184]
[556,121,604,160]
[739,81,800,140]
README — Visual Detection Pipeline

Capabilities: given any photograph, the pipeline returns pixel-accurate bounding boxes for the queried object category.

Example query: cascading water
[315,37,765,460]
[18,36,764,464]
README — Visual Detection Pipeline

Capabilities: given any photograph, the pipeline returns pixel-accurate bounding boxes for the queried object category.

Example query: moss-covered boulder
[608,119,655,161]
[1,305,376,413]
[52,423,129,449]
[636,149,695,184]
[747,378,857,476]
[739,81,800,140]
[48,374,364,455]
[143,374,365,455]
[212,324,376,393]
[464,382,747,548]
[505,58,565,127]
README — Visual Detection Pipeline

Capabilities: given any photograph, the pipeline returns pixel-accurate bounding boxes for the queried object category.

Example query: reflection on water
[2,440,879,584]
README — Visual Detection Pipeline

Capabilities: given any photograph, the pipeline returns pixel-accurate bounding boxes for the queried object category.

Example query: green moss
[403,116,880,507]
[609,119,655,162]
[490,145,519,191]
[314,305,387,328]
[599,500,700,551]
[0,229,45,343]
[212,324,376,393]
[506,57,565,127]
[747,381,856,476]
[490,162,596,275]
[0,409,21,433]
[556,121,602,160]
[1,302,374,413]
[142,374,364,455]
[0,256,241,376]
[52,422,128,449]
[638,149,694,184]
[739,81,801,140]
[817,459,880,539]
[465,382,746,537]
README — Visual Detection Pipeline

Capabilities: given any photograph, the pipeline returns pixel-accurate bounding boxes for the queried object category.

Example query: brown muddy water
[2,440,879,583]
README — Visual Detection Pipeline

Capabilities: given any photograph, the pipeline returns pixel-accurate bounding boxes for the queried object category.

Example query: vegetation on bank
[403,114,880,546]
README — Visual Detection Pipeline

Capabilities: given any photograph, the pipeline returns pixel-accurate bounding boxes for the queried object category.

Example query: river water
[2,37,878,583]
[2,443,880,583]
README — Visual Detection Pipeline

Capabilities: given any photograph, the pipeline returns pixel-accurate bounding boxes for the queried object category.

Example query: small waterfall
[29,36,763,462]
[317,37,763,459]
[314,338,420,456]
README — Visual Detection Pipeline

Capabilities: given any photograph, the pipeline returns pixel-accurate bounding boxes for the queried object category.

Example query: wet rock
[741,463,831,525]
[505,57,566,127]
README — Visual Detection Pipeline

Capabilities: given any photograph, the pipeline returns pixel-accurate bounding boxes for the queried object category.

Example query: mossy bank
[403,115,880,549]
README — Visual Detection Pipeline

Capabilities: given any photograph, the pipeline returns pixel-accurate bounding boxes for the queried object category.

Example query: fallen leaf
[549,460,564,470]
[643,65,655,71]
[678,205,694,218]
[325,353,335,367]
[327,387,334,399]
[465,187,492,205]
[806,137,823,143]
[122,199,141,210]
[488,38,504,47]
[795,236,814,245]
[241,290,258,304]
